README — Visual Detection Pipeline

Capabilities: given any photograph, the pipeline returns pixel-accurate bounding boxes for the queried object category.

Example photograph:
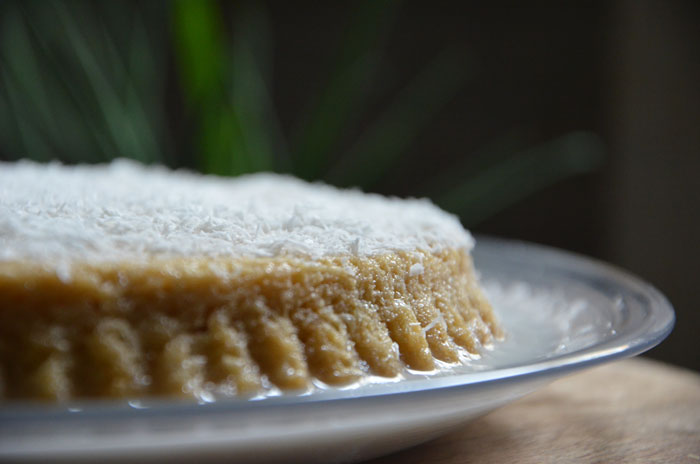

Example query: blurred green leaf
[293,0,399,180]
[14,4,120,161]
[0,67,54,162]
[1,4,107,162]
[0,1,168,164]
[172,0,226,108]
[2,8,54,140]
[124,11,169,164]
[229,1,278,173]
[434,131,606,226]
[327,48,475,189]
[198,108,249,175]
[53,1,155,162]
[173,0,239,175]
[173,0,275,176]
[0,7,55,161]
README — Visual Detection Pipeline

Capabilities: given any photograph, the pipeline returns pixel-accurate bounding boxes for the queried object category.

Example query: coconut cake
[0,160,502,401]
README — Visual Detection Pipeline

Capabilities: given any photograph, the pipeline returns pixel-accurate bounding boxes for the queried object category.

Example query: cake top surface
[0,160,473,265]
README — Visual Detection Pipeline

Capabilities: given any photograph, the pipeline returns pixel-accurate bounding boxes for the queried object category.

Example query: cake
[0,160,502,401]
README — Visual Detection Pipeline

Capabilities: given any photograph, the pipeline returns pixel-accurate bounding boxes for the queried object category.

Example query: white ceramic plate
[0,238,674,463]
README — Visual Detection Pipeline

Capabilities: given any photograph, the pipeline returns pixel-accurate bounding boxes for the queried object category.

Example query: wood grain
[366,358,700,464]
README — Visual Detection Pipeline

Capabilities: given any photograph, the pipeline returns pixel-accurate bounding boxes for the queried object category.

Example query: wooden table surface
[366,358,700,464]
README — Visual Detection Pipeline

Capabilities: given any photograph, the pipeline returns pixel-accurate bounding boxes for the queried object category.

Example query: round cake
[0,160,502,401]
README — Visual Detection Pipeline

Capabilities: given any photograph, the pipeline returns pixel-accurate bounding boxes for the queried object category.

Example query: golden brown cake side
[0,248,501,401]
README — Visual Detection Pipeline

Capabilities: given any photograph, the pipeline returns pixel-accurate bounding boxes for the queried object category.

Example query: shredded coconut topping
[0,160,474,264]
[409,263,425,277]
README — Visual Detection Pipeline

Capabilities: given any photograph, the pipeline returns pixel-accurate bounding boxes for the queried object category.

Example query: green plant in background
[0,0,604,227]
[0,1,169,164]
[173,0,280,175]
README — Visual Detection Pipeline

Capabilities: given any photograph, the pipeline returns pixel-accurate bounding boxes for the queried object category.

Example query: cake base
[0,249,501,401]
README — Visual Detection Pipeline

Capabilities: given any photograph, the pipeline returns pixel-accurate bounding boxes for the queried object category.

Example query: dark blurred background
[1,1,698,370]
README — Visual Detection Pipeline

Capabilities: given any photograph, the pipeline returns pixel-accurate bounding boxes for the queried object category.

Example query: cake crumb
[409,263,424,276]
